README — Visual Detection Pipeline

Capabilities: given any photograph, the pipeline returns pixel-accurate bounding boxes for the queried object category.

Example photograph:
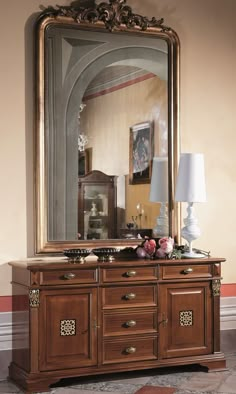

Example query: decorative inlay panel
[29,289,40,307]
[179,310,193,326]
[60,319,76,336]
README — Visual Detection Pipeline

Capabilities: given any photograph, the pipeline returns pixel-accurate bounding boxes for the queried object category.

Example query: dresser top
[9,256,226,270]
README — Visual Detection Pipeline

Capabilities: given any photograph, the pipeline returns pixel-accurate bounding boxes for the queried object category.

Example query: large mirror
[35,0,180,254]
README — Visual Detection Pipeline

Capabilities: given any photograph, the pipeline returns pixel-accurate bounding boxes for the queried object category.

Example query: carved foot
[9,363,60,393]
[200,358,228,372]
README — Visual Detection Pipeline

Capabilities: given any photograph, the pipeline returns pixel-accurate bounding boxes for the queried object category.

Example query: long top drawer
[161,264,212,280]
[39,268,98,285]
[101,266,157,283]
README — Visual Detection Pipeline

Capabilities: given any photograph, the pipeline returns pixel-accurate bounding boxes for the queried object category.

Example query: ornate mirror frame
[35,0,180,254]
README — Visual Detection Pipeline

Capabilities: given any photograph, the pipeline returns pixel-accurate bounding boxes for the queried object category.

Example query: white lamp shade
[150,157,168,203]
[175,153,207,203]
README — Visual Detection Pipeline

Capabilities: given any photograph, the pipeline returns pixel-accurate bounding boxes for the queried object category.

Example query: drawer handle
[125,270,137,277]
[63,273,76,280]
[125,320,137,327]
[125,346,136,354]
[183,268,193,274]
[124,293,136,300]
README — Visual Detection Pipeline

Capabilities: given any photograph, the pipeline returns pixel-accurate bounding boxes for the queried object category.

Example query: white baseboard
[220,296,236,330]
[0,311,28,351]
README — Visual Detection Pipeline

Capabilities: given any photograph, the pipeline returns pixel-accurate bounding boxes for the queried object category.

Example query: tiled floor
[1,353,236,394]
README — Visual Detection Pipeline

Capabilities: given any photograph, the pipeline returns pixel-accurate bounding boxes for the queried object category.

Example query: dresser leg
[9,362,60,393]
[200,357,227,372]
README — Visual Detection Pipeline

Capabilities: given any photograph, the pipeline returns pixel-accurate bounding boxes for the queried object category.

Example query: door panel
[159,282,212,358]
[39,288,97,370]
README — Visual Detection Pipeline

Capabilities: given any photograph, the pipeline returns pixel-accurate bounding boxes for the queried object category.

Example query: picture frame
[78,148,92,176]
[129,121,154,184]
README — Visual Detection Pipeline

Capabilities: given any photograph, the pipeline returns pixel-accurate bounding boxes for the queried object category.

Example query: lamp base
[152,202,169,238]
[181,251,206,259]
[180,202,206,259]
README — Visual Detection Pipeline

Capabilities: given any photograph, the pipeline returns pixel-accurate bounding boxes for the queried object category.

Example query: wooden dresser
[9,257,226,393]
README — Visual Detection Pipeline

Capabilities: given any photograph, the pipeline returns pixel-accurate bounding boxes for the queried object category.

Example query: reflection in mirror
[78,60,168,241]
[78,170,117,240]
[46,27,168,241]
[78,56,167,239]
[149,157,169,237]
[35,0,180,253]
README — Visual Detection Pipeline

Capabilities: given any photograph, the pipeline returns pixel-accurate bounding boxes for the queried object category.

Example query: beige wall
[0,0,235,295]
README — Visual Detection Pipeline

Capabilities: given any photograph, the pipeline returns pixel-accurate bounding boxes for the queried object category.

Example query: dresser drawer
[162,264,212,280]
[103,309,157,336]
[39,268,98,285]
[102,285,157,308]
[103,336,158,364]
[101,266,157,283]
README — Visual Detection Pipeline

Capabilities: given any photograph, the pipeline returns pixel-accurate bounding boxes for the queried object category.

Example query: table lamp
[149,157,169,237]
[175,153,207,258]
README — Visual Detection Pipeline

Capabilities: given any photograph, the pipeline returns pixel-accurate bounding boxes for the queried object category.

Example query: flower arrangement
[136,236,182,260]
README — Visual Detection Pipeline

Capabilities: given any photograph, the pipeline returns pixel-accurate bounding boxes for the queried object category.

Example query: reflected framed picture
[78,148,92,176]
[129,121,154,184]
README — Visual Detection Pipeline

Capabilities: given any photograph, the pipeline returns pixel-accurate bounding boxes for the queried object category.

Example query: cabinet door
[39,288,97,371]
[159,282,212,359]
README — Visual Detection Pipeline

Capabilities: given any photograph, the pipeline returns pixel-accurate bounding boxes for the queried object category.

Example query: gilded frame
[34,0,180,254]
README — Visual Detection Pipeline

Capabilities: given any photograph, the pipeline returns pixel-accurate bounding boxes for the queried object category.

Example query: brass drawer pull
[125,346,136,354]
[125,270,137,277]
[63,273,76,280]
[183,268,193,274]
[125,320,137,327]
[124,293,136,300]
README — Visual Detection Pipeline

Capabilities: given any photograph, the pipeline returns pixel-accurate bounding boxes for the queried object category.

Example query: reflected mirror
[35,0,180,254]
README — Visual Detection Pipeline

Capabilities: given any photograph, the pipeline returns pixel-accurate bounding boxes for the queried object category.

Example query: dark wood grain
[9,257,226,393]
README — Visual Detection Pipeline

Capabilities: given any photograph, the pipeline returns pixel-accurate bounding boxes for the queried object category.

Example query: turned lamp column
[149,157,169,237]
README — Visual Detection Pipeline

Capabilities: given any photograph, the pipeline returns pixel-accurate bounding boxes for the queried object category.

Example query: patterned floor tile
[148,370,192,388]
[216,372,236,393]
[52,390,121,394]
[100,382,140,393]
[179,371,229,392]
[0,380,22,393]
[174,391,215,394]
[63,382,106,391]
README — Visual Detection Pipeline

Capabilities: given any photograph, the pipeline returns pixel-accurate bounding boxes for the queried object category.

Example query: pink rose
[156,248,166,258]
[158,237,174,255]
[143,239,156,257]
